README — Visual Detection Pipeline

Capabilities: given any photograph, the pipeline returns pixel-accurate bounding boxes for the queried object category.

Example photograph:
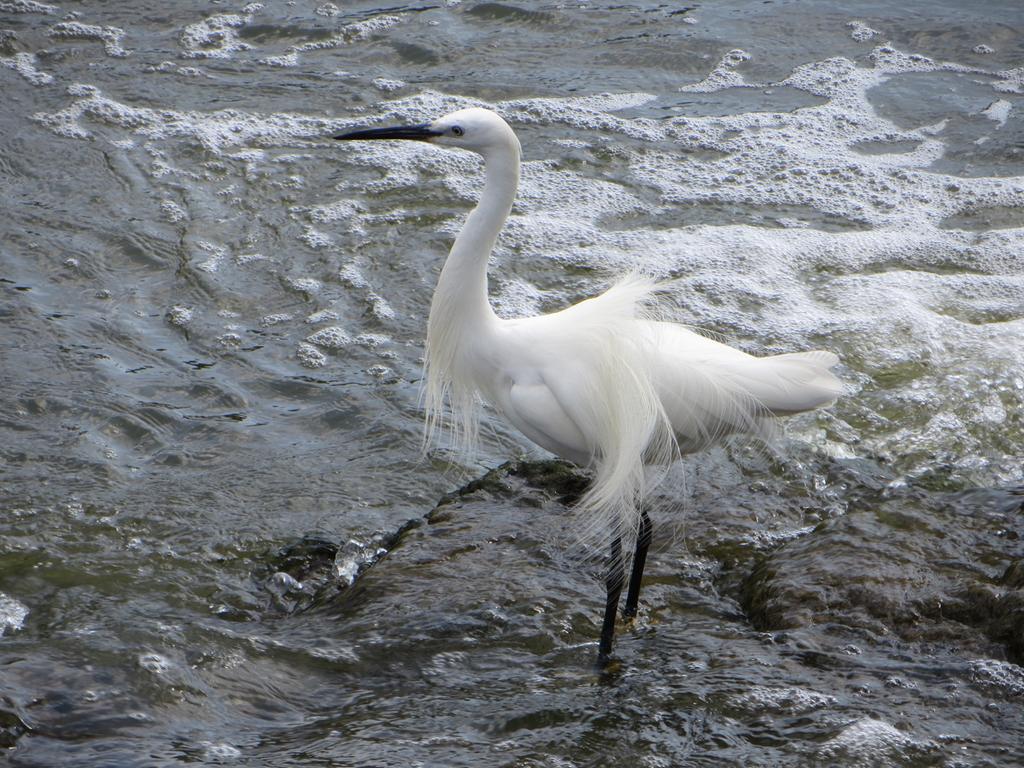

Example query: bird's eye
[451,125,464,137]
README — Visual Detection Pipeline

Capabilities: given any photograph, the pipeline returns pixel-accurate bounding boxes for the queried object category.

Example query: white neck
[427,140,520,347]
[431,144,519,328]
[422,137,520,453]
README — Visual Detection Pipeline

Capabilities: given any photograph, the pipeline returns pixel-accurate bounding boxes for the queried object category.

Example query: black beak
[335,123,443,142]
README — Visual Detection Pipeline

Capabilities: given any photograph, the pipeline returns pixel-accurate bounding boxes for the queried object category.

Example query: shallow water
[2,0,1023,765]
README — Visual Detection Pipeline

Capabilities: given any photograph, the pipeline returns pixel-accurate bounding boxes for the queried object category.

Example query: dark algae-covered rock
[322,459,604,656]
[430,458,588,522]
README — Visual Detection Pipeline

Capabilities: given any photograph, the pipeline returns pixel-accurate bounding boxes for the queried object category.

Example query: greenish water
[2,1,1023,765]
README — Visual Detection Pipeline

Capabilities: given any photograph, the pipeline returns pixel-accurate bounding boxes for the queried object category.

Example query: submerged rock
[739,484,1024,663]
[263,458,1024,675]
[264,523,421,612]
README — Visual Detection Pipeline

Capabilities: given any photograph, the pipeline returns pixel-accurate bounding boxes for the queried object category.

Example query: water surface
[2,1,1023,765]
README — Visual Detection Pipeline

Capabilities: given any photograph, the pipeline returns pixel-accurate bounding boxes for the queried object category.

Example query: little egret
[336,108,842,662]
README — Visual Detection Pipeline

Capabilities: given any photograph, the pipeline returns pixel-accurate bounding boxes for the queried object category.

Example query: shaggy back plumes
[544,274,769,549]
[570,337,677,547]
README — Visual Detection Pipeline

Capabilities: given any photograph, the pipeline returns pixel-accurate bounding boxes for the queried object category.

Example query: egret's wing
[648,323,842,443]
[504,378,592,464]
[724,350,843,415]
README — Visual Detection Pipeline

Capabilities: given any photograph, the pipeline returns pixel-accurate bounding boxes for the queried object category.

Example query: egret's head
[335,107,519,157]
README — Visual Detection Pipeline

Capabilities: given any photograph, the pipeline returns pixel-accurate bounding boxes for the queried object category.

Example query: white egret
[336,108,842,663]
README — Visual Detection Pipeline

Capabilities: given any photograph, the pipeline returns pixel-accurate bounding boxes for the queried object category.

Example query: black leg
[622,509,651,621]
[598,535,624,664]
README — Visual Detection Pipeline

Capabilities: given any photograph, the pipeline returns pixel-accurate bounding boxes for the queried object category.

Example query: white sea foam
[373,77,406,92]
[160,199,187,222]
[967,658,1024,696]
[679,49,752,93]
[305,308,341,324]
[192,240,228,273]
[980,99,1011,127]
[284,276,322,295]
[992,67,1023,94]
[818,718,932,766]
[730,685,836,713]
[555,91,658,112]
[0,0,57,14]
[0,52,53,85]
[315,3,340,17]
[200,742,243,763]
[336,263,399,323]
[297,342,327,368]
[339,264,369,289]
[311,199,361,224]
[33,84,341,151]
[260,313,293,327]
[180,13,251,59]
[48,21,130,57]
[355,332,391,349]
[847,21,880,42]
[257,14,403,68]
[167,305,194,328]
[368,293,396,321]
[492,276,545,318]
[300,226,333,249]
[0,593,28,636]
[306,326,352,349]
[138,652,171,674]
[260,52,298,68]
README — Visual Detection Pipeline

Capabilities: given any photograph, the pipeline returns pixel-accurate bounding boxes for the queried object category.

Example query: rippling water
[2,1,1023,765]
